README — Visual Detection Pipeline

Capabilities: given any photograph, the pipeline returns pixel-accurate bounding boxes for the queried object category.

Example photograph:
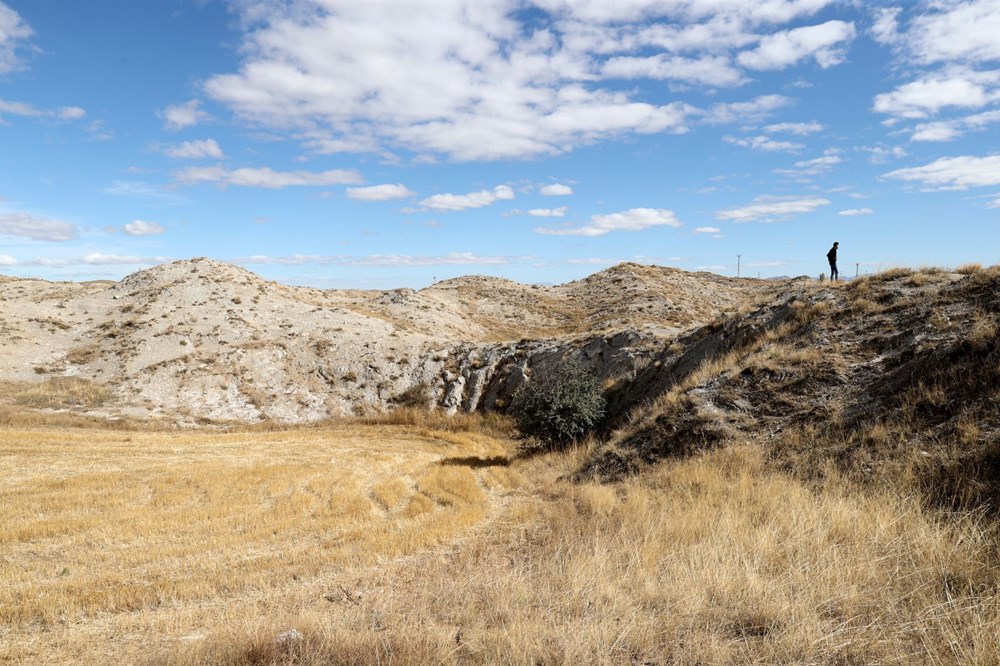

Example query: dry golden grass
[0,422,519,664]
[3,377,111,409]
[177,446,999,666]
[2,422,998,665]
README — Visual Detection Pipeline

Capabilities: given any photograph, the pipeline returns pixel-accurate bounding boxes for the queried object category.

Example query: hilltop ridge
[0,259,766,423]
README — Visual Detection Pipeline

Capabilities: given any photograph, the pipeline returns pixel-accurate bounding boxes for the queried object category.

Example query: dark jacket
[827,246,838,263]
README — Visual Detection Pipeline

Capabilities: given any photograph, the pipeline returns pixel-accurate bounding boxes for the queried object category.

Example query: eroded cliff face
[0,258,766,423]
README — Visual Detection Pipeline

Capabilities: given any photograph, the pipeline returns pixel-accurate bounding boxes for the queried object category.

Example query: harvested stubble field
[2,418,998,665]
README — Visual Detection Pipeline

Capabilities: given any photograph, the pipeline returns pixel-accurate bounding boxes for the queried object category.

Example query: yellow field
[2,420,998,664]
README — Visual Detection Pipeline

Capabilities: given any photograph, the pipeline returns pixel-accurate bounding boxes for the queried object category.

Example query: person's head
[833,242,839,247]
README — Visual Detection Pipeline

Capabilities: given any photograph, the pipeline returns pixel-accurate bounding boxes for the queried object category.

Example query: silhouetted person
[827,242,839,281]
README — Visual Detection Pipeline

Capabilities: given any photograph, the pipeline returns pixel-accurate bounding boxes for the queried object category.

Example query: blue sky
[1,0,999,288]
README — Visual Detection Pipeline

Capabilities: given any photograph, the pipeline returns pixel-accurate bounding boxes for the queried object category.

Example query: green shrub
[509,359,606,447]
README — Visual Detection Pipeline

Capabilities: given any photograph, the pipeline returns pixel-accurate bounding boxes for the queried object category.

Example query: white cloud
[763,121,823,135]
[122,219,165,235]
[540,183,573,196]
[602,54,745,86]
[838,208,874,216]
[197,2,851,161]
[774,154,843,178]
[737,20,856,71]
[897,0,1000,65]
[346,184,415,201]
[0,212,78,241]
[162,139,225,160]
[987,197,1000,208]
[0,253,17,265]
[81,253,168,266]
[160,99,210,131]
[535,207,681,236]
[884,154,1000,189]
[527,207,568,217]
[873,69,999,119]
[420,185,514,211]
[693,226,721,233]
[174,165,362,188]
[861,144,908,164]
[0,98,86,123]
[236,252,525,267]
[704,94,792,124]
[104,180,190,205]
[0,3,32,74]
[910,109,1000,142]
[715,196,831,222]
[724,134,804,151]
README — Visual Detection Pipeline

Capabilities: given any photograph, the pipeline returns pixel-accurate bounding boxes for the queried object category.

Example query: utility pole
[855,263,859,278]
[737,254,741,278]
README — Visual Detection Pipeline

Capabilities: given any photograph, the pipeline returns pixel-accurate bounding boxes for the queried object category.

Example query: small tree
[509,359,606,447]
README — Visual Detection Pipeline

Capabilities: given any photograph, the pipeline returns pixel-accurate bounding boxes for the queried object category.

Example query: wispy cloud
[160,99,210,131]
[420,185,514,211]
[884,154,1000,189]
[0,3,32,74]
[724,134,804,152]
[174,165,362,188]
[527,207,568,218]
[737,20,856,71]
[0,211,78,241]
[535,208,681,236]
[0,98,86,124]
[235,252,529,267]
[346,184,415,201]
[838,208,873,216]
[715,196,831,222]
[122,219,165,235]
[161,139,225,160]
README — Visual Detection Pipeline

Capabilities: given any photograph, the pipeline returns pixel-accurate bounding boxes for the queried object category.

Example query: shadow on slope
[581,267,1000,513]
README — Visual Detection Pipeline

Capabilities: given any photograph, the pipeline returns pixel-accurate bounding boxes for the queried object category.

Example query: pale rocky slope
[0,258,767,423]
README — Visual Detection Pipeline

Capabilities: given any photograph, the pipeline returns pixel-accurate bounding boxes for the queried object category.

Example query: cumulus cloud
[160,99,210,131]
[193,2,851,161]
[346,184,415,201]
[540,183,573,196]
[715,196,831,222]
[987,197,1000,208]
[889,0,1000,65]
[0,3,32,74]
[162,139,225,160]
[527,207,568,217]
[420,185,514,211]
[873,69,999,119]
[535,207,681,236]
[0,212,78,241]
[724,134,804,151]
[174,165,362,188]
[737,20,857,71]
[122,219,165,235]
[838,208,874,216]
[883,154,1000,189]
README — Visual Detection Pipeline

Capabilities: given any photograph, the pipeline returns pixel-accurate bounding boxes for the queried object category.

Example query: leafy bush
[510,359,606,447]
